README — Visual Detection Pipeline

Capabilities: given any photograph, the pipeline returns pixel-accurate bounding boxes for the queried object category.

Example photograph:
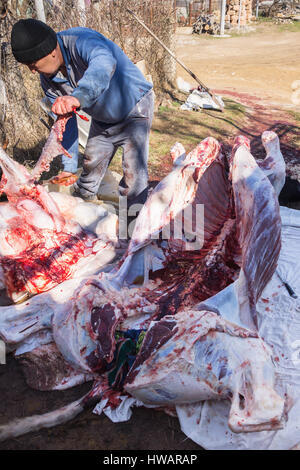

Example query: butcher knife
[276,270,298,299]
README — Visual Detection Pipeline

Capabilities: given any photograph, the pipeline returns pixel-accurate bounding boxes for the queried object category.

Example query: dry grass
[109,96,248,180]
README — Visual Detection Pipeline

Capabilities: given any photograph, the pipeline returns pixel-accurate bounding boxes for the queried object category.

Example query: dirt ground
[0,355,201,451]
[0,22,300,452]
[175,22,300,110]
[174,22,300,181]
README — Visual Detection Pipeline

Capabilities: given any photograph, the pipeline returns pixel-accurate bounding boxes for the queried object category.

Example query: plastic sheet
[180,90,224,111]
[94,206,300,450]
[93,395,158,423]
[176,206,300,450]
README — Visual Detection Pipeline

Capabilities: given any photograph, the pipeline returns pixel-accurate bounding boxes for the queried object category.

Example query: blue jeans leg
[75,90,154,201]
[61,114,79,173]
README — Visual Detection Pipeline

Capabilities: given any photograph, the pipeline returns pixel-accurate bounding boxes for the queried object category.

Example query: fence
[175,0,300,25]
[0,0,176,160]
[176,0,222,25]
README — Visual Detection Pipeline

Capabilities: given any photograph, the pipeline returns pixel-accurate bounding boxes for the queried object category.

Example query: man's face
[25,46,61,77]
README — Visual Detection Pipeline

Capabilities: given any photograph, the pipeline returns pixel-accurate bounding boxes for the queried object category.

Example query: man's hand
[52,96,81,115]
[50,171,78,186]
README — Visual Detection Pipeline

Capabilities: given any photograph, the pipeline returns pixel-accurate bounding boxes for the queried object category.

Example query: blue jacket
[40,27,153,170]
[41,27,152,124]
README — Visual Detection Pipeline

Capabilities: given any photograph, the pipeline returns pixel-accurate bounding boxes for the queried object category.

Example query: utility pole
[220,0,226,35]
[238,0,243,30]
[34,0,46,22]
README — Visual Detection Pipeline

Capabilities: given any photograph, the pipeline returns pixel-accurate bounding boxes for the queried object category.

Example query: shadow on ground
[0,355,201,450]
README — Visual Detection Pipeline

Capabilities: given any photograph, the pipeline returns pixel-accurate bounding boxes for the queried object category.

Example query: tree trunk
[77,0,86,26]
[34,0,46,21]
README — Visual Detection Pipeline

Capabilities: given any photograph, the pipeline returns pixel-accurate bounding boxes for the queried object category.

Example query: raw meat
[0,117,118,302]
[258,130,286,196]
[0,131,286,440]
[31,116,72,182]
[125,310,285,433]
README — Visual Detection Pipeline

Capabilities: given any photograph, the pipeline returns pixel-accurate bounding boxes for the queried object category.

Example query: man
[11,19,154,207]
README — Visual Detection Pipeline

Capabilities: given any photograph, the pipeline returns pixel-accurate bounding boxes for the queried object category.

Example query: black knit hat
[11,19,57,64]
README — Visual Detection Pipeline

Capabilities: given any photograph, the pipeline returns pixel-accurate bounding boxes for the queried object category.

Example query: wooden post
[174,0,177,28]
[150,0,153,26]
[189,0,193,26]
[209,0,212,14]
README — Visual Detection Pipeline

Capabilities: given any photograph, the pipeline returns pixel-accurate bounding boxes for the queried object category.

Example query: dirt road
[175,23,300,109]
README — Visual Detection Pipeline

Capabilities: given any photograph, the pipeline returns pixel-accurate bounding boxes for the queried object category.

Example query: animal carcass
[0,116,118,303]
[0,130,287,440]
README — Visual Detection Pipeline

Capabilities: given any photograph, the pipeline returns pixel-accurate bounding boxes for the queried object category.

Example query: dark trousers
[74,89,154,206]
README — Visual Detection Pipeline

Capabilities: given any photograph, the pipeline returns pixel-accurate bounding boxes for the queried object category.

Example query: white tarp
[176,206,300,450]
[180,89,224,111]
[93,206,300,450]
